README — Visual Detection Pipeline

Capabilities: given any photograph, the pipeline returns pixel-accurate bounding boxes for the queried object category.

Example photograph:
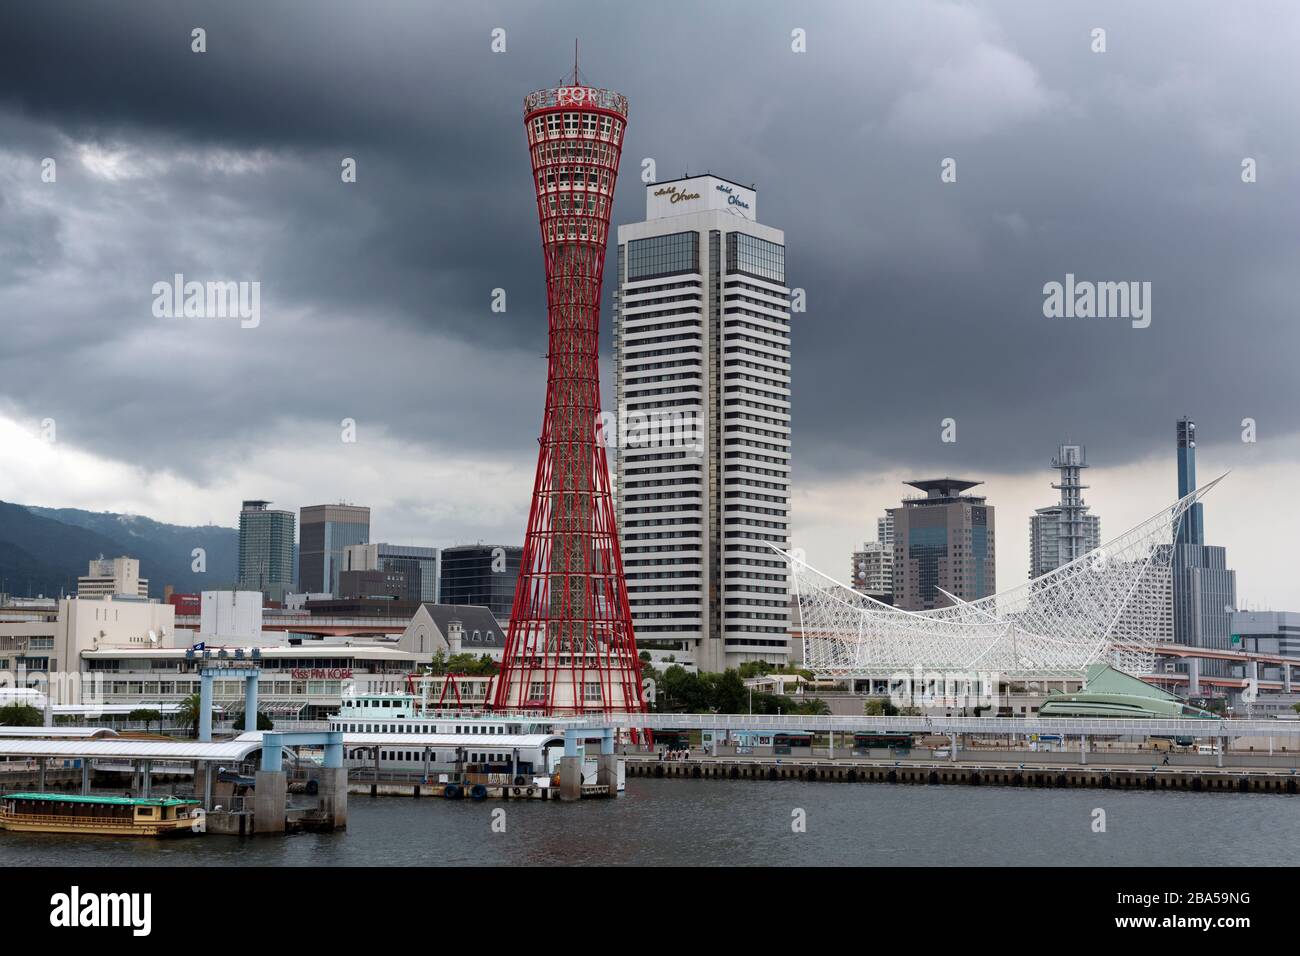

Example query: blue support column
[601,727,614,755]
[261,733,283,772]
[257,730,341,772]
[199,671,215,742]
[198,664,261,740]
[323,731,343,769]
[245,675,258,733]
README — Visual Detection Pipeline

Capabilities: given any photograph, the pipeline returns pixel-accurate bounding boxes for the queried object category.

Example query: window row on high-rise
[726,232,786,284]
[626,231,700,282]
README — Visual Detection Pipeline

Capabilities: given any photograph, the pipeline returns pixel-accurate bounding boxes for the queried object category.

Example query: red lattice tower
[493,77,646,717]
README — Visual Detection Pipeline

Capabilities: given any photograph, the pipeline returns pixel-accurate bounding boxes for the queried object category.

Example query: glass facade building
[237,500,296,601]
[1171,418,1236,677]
[376,545,439,604]
[1176,418,1204,546]
[438,545,522,622]
[298,504,371,596]
[889,479,996,612]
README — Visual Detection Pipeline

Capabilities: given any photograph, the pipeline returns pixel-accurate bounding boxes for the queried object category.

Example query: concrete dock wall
[628,758,1300,794]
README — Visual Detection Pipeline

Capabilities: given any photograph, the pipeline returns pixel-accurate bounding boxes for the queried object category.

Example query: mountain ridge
[0,502,238,599]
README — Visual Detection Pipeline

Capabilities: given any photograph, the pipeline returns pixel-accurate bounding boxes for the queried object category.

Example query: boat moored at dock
[326,693,627,792]
[0,792,204,837]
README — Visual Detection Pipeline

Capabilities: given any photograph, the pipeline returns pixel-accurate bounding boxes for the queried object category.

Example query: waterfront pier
[0,728,347,835]
[627,754,1300,793]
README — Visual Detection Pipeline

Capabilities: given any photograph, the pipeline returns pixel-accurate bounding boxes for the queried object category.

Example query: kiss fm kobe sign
[645,175,757,221]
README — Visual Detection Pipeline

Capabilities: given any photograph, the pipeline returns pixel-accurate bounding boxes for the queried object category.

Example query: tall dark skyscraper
[237,500,295,601]
[298,504,370,596]
[1176,417,1204,545]
[889,478,996,611]
[1172,417,1236,675]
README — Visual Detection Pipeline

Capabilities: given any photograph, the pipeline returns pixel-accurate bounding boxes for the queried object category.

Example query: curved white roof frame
[782,474,1226,679]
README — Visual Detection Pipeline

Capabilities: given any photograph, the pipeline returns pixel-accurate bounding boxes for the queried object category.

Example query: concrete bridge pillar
[194,762,212,808]
[1080,735,1088,766]
[253,770,287,833]
[595,728,618,792]
[559,756,583,801]
[317,766,348,829]
[596,754,619,791]
[1187,657,1201,696]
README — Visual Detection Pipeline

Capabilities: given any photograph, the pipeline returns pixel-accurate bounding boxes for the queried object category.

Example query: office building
[338,568,408,602]
[1171,418,1237,674]
[877,513,894,547]
[77,557,149,600]
[850,541,893,605]
[890,478,995,611]
[1029,444,1102,578]
[237,500,296,601]
[438,545,522,622]
[298,504,370,596]
[342,543,439,604]
[614,174,791,671]
[1176,418,1204,547]
[1229,611,1300,686]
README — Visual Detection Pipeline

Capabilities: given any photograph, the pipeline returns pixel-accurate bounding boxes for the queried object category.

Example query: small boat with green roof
[0,792,203,837]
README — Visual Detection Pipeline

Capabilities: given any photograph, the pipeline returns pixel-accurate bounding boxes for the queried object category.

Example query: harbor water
[1,779,1296,866]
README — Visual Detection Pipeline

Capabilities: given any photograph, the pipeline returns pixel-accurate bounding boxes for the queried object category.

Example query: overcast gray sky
[0,0,1296,605]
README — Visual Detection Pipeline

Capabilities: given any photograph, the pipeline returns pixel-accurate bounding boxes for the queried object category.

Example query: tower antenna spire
[574,38,579,86]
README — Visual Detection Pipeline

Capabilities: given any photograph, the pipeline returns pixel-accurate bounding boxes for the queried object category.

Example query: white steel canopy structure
[787,477,1225,679]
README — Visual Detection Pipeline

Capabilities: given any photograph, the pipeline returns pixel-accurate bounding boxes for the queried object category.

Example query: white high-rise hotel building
[614,175,790,672]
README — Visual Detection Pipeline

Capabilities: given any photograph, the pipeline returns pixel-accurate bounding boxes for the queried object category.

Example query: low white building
[0,592,442,722]
[402,604,506,662]
[82,640,429,722]
[0,594,175,704]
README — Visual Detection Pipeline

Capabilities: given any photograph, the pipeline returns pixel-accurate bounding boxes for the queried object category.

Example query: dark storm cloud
[0,0,1297,482]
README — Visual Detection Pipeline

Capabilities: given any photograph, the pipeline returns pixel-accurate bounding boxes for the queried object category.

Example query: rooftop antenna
[574,38,579,86]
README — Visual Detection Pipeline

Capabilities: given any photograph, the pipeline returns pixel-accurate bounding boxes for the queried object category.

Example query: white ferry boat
[327,693,625,791]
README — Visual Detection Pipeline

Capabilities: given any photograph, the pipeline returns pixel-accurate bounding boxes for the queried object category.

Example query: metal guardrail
[1,813,138,828]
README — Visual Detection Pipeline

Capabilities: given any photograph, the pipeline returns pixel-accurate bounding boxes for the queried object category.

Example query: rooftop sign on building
[645,175,757,222]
